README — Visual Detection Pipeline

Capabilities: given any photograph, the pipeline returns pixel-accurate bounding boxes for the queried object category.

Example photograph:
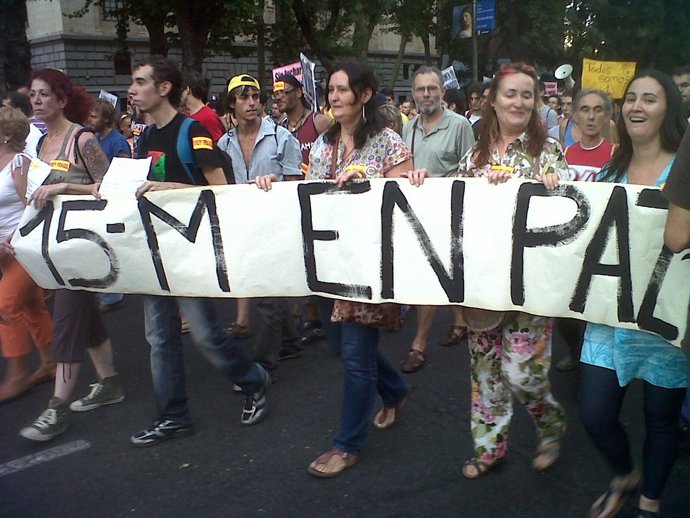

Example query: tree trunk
[0,0,31,91]
[255,0,266,88]
[389,31,409,89]
[422,34,432,65]
[140,13,169,57]
[175,2,212,72]
[352,17,374,60]
[292,0,335,72]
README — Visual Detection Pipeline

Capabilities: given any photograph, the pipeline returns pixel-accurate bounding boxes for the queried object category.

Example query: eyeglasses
[273,88,296,98]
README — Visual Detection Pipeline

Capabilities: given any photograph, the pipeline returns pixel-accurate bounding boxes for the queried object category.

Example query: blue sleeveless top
[580,158,688,388]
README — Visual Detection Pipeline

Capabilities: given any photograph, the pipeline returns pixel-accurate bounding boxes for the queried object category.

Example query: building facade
[26,0,437,105]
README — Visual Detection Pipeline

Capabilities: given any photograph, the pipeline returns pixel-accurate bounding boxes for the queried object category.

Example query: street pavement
[0,296,688,517]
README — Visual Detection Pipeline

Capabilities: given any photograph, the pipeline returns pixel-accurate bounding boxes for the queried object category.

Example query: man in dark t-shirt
[136,111,217,184]
[127,56,270,448]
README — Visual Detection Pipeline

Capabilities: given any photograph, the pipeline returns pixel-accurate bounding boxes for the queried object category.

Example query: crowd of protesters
[0,54,689,518]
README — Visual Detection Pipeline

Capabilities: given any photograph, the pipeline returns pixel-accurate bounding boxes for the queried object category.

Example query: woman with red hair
[455,62,568,479]
[18,69,124,442]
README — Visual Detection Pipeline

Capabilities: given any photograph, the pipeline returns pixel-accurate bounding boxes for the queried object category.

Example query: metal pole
[472,0,478,83]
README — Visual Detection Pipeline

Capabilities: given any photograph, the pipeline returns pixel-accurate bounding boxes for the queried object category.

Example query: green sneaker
[20,397,68,442]
[70,374,124,412]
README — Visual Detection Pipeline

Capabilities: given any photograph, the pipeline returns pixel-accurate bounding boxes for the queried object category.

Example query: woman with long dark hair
[19,69,124,442]
[255,59,416,478]
[454,62,568,479]
[580,70,688,518]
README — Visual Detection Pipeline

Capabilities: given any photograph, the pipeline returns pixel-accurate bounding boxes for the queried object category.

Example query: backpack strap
[176,117,199,184]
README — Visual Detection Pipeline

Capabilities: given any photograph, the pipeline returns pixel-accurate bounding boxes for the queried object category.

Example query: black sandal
[590,480,640,518]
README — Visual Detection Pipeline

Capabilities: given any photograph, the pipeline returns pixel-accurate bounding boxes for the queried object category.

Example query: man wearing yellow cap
[218,74,304,368]
[272,74,330,174]
[218,74,301,184]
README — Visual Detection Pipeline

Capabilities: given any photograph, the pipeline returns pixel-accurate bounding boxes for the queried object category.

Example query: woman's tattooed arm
[77,133,110,181]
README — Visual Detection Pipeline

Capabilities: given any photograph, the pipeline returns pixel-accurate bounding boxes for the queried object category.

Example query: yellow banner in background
[581,58,637,99]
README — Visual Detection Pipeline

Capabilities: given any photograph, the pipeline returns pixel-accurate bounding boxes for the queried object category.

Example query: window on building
[101,0,123,21]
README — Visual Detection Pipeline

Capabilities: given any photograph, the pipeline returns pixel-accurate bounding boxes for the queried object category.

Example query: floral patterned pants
[468,313,566,463]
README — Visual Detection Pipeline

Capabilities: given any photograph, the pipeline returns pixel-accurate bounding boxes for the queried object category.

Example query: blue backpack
[143,117,235,185]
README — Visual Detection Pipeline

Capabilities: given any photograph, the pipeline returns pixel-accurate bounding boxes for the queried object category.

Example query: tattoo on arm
[79,135,110,181]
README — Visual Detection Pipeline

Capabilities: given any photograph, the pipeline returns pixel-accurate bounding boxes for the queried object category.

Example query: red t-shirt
[190,105,225,143]
[565,139,614,182]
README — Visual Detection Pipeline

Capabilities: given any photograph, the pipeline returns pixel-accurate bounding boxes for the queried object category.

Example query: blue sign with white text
[476,0,495,34]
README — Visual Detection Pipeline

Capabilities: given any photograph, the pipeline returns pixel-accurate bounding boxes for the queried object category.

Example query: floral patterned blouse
[306,127,412,325]
[455,133,568,180]
[307,127,412,180]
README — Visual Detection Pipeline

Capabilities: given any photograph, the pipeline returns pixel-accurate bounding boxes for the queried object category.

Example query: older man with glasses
[399,65,476,373]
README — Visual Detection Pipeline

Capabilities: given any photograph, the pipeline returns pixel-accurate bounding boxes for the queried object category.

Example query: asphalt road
[0,297,688,518]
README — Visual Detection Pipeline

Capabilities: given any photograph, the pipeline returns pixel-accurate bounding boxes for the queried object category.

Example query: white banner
[11,179,690,346]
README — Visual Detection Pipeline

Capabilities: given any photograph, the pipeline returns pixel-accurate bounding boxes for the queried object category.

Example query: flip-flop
[307,449,358,479]
[462,457,505,479]
[373,391,411,430]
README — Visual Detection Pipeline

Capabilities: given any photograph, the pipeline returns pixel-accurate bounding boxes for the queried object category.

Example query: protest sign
[98,90,118,108]
[581,58,637,99]
[543,81,558,96]
[299,53,318,113]
[12,179,690,346]
[441,66,460,89]
[272,62,303,84]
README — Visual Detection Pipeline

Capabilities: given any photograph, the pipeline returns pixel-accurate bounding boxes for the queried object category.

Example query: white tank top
[0,154,28,240]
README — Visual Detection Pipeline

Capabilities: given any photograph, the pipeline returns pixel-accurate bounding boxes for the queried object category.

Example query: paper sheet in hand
[99,157,151,195]
[26,158,51,199]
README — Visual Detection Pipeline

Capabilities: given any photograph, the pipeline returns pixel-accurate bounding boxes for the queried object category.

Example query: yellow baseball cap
[227,74,260,93]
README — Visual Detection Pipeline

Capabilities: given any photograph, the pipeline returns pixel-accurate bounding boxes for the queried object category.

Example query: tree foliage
[69,0,258,72]
[65,0,690,78]
[0,0,31,92]
[437,0,690,79]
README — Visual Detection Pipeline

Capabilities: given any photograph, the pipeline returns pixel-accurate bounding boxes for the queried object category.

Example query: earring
[361,104,367,124]
[3,138,9,144]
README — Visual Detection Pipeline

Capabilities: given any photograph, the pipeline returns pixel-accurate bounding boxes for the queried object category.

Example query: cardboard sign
[12,179,690,346]
[299,53,318,113]
[543,81,558,96]
[581,58,637,99]
[272,62,303,85]
[442,66,460,89]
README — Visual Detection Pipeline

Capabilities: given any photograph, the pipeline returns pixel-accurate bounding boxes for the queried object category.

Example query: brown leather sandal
[400,349,426,373]
[439,325,467,347]
[225,322,252,339]
[307,449,358,478]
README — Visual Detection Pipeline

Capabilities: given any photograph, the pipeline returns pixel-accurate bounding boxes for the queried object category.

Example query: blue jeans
[253,298,300,369]
[99,292,124,306]
[579,363,686,500]
[143,296,265,426]
[318,299,408,454]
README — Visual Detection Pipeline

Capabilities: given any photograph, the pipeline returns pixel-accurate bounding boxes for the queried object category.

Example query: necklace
[287,108,308,133]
